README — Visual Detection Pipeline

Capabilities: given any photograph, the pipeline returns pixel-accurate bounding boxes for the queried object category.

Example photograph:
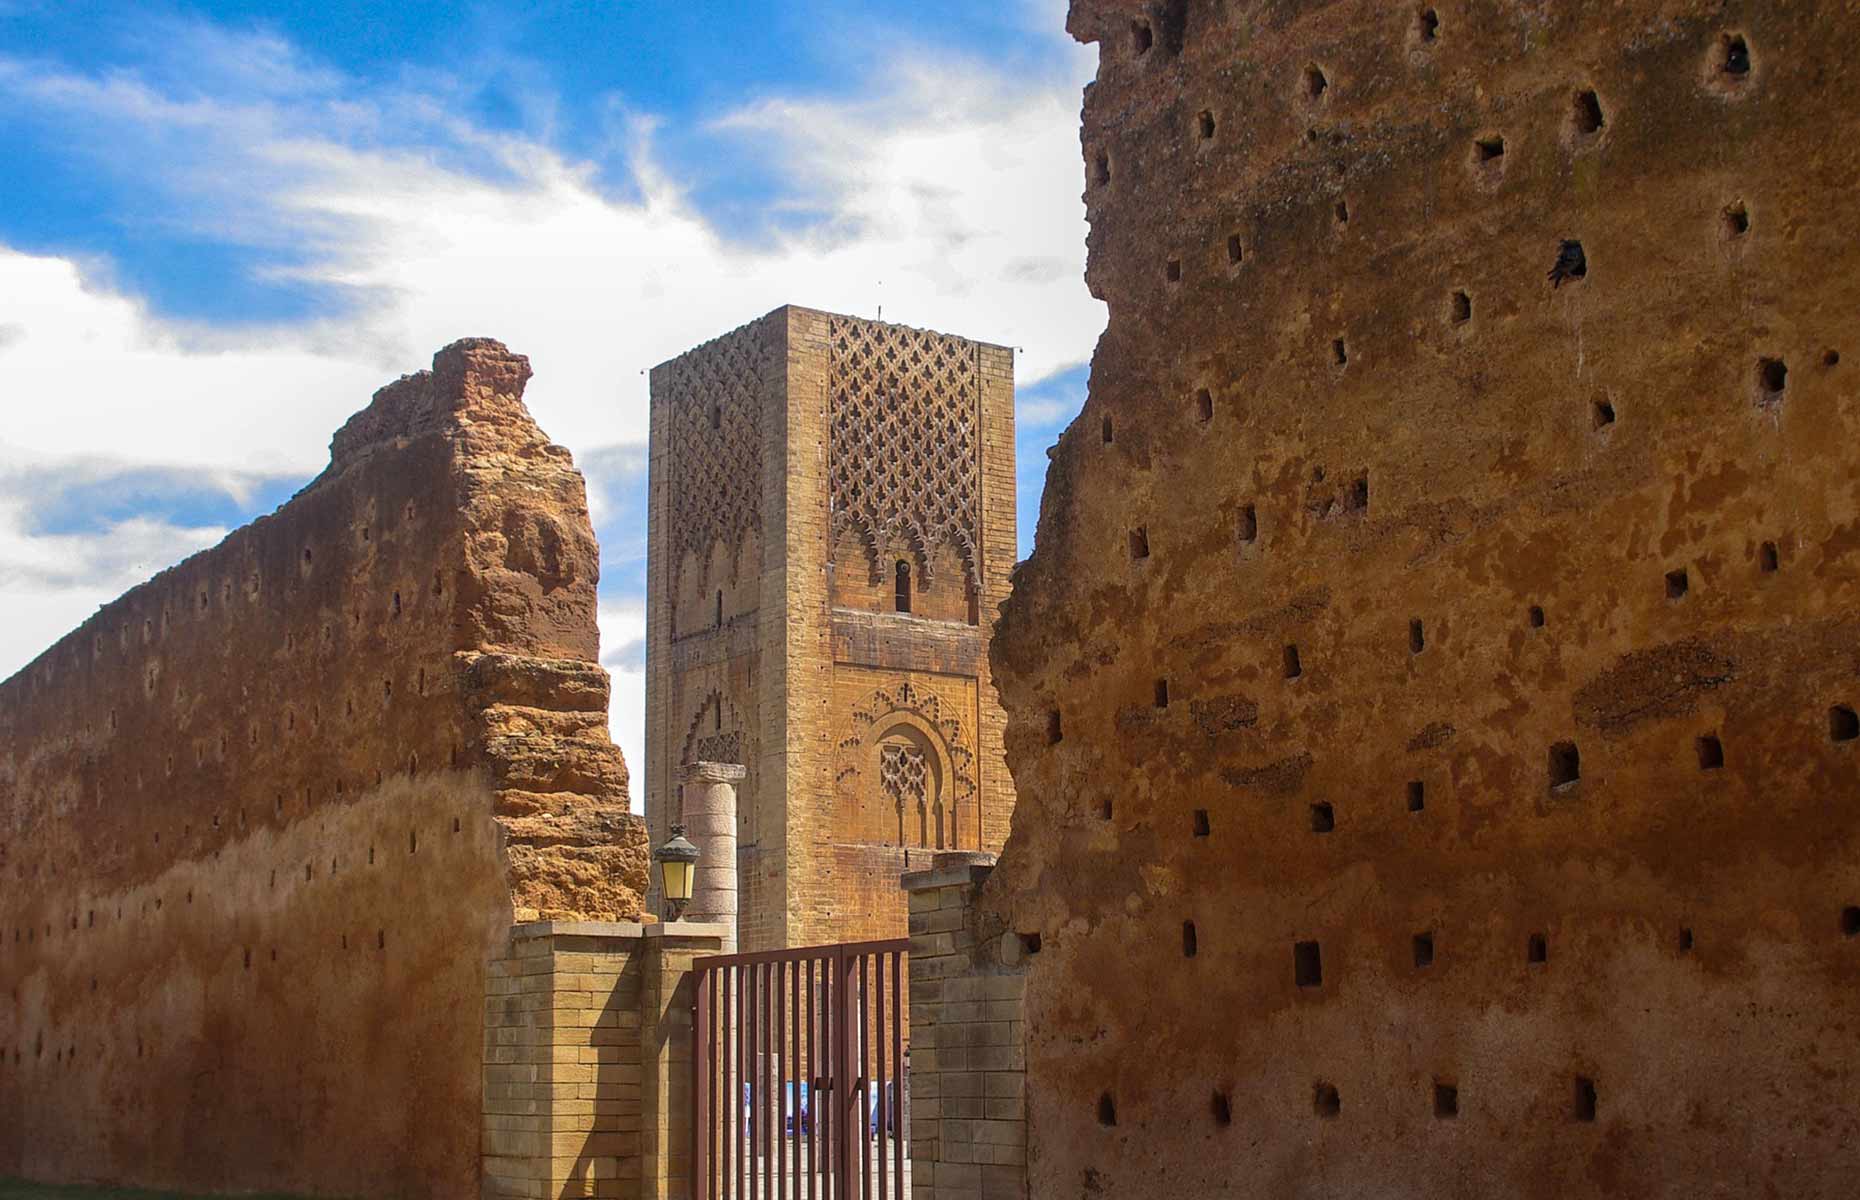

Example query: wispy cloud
[0,11,1104,785]
[598,602,649,796]
[0,22,1100,461]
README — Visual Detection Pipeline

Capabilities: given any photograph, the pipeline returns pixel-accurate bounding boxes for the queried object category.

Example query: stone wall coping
[680,760,747,784]
[901,852,997,894]
[507,918,731,944]
[644,920,731,944]
[510,920,648,941]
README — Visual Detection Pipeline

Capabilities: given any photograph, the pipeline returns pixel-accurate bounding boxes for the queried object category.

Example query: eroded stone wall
[0,339,646,1196]
[990,4,1860,1197]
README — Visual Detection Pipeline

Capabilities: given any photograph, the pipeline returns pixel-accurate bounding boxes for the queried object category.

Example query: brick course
[902,855,1027,1200]
[483,922,725,1200]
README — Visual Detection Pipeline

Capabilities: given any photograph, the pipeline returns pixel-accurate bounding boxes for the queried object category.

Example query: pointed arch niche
[834,679,978,850]
[679,688,751,827]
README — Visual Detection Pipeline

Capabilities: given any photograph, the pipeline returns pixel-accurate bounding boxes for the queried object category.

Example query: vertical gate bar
[814,955,826,1200]
[834,950,845,1200]
[721,967,729,1198]
[824,953,836,1200]
[694,964,711,1200]
[748,962,758,1200]
[766,960,773,1190]
[875,953,887,1200]
[859,953,871,1200]
[807,956,818,1200]
[750,962,759,1200]
[713,968,724,1200]
[710,967,717,1198]
[890,951,903,1192]
[748,962,756,1200]
[763,961,774,1200]
[740,963,749,1200]
[766,963,775,1198]
[724,965,732,1200]
[778,960,787,1200]
[714,968,724,1200]
[700,969,710,1200]
[736,960,744,1198]
[793,955,803,1200]
[834,946,854,1198]
[751,963,760,1200]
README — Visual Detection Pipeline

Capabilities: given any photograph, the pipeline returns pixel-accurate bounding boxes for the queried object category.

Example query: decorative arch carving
[681,689,746,766]
[833,680,977,849]
[827,316,981,591]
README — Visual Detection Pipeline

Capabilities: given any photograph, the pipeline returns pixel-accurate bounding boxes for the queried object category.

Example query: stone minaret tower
[645,306,1017,951]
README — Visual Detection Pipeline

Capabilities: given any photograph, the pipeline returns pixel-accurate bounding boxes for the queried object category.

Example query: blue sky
[0,0,1104,784]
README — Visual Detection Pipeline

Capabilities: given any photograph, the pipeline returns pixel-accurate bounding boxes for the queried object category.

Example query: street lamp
[654,824,701,921]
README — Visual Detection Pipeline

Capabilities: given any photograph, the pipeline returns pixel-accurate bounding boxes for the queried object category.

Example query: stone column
[678,761,743,953]
[901,852,1028,1200]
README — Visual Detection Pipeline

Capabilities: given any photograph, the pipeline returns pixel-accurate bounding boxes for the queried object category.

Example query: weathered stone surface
[989,4,1860,1198]
[0,338,645,1196]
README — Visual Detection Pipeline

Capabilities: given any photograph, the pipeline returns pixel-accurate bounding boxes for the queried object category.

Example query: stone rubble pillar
[678,761,743,954]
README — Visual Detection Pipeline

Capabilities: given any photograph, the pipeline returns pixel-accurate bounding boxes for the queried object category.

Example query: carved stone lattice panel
[680,690,745,765]
[835,679,977,802]
[693,731,743,765]
[881,741,941,849]
[666,318,769,585]
[880,742,929,811]
[827,316,980,589]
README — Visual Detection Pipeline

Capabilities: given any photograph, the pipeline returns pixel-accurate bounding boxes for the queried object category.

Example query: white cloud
[598,603,648,812]
[0,21,1106,769]
[1018,395,1080,427]
[0,251,387,475]
[0,495,228,670]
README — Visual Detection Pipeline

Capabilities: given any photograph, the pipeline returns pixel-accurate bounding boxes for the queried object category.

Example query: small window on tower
[715,590,723,628]
[895,561,912,614]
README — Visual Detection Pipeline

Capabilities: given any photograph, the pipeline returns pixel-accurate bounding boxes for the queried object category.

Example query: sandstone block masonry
[645,308,1017,953]
[482,920,724,1200]
[902,854,1028,1200]
[989,3,1860,1198]
[0,339,648,1197]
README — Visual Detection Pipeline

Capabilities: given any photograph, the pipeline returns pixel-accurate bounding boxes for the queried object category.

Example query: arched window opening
[895,561,912,614]
[715,590,723,628]
[879,733,943,849]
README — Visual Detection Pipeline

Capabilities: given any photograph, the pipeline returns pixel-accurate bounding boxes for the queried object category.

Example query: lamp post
[654,824,701,922]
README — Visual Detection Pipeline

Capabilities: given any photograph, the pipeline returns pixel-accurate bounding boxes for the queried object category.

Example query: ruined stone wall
[989,3,1860,1197]
[647,307,1017,953]
[0,339,647,1197]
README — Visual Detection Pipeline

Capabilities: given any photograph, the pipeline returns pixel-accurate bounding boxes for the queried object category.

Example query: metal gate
[691,939,909,1200]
